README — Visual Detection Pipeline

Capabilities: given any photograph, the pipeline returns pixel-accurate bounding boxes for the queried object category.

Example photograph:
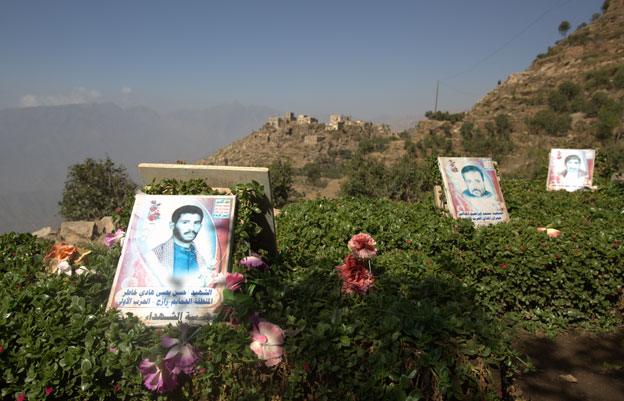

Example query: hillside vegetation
[200,0,624,199]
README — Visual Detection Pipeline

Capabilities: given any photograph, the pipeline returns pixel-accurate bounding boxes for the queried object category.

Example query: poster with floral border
[438,157,509,226]
[546,148,595,192]
[106,194,236,326]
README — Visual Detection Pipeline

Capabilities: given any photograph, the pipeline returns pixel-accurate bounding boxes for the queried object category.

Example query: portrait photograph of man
[438,157,509,226]
[151,205,213,279]
[107,194,236,326]
[547,149,595,192]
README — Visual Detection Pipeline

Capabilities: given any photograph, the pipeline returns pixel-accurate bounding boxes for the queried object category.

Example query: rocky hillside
[200,0,624,196]
[198,113,402,197]
[461,0,624,175]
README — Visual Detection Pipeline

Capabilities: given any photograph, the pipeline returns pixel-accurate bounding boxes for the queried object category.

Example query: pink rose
[336,254,375,295]
[348,233,377,260]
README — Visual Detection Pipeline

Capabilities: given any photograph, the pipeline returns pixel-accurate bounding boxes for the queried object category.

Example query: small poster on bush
[107,194,236,326]
[546,149,595,192]
[438,157,509,226]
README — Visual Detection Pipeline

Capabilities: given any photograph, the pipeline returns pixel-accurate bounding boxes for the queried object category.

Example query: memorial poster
[546,149,595,192]
[438,157,509,226]
[106,194,236,326]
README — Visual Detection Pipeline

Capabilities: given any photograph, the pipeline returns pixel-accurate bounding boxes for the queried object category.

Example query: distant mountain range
[0,101,278,233]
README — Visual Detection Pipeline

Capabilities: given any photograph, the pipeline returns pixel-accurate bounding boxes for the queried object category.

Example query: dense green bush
[340,153,439,202]
[614,66,624,89]
[527,110,571,136]
[584,64,624,91]
[424,110,465,123]
[415,128,453,157]
[547,81,584,113]
[59,157,136,221]
[269,159,296,208]
[357,135,392,154]
[460,116,513,159]
[595,107,621,140]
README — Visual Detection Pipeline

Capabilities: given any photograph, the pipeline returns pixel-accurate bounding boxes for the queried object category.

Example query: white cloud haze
[19,87,101,107]
[121,86,132,94]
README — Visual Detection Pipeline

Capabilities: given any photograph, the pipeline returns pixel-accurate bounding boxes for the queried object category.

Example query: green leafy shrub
[613,66,624,89]
[280,182,624,331]
[424,110,465,123]
[595,108,621,140]
[547,81,583,113]
[269,159,296,208]
[340,153,439,202]
[584,64,624,90]
[59,157,136,221]
[339,152,388,198]
[460,116,513,158]
[301,162,323,187]
[357,135,391,154]
[415,128,453,157]
[527,110,571,136]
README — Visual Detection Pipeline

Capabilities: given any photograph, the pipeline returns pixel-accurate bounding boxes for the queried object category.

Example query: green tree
[269,159,295,208]
[339,152,387,197]
[558,20,571,37]
[302,163,322,187]
[59,157,136,220]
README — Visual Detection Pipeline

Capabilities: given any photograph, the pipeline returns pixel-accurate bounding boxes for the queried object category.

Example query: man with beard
[461,165,492,198]
[152,205,213,279]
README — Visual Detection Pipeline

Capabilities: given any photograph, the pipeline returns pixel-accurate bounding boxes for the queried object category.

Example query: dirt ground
[512,327,624,401]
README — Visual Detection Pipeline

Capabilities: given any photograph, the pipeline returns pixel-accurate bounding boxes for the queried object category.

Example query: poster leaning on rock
[106,194,236,326]
[438,157,510,226]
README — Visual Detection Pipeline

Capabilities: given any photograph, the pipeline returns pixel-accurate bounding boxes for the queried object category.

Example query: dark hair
[564,154,581,164]
[171,205,203,223]
[460,165,484,180]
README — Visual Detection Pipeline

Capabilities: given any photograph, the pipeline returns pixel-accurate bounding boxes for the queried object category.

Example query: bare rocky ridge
[200,113,395,169]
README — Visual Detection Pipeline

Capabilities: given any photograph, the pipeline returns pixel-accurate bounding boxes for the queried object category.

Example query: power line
[443,0,575,81]
[438,81,480,98]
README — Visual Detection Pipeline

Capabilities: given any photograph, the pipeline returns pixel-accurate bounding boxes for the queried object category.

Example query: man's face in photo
[463,170,487,197]
[565,157,581,174]
[172,213,202,243]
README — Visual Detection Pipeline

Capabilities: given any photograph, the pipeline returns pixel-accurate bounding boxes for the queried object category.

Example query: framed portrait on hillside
[546,149,595,192]
[438,157,509,226]
[106,194,236,326]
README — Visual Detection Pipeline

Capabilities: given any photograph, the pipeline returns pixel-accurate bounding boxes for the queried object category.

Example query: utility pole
[434,80,439,113]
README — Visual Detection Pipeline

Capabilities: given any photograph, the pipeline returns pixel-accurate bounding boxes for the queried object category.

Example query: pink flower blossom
[239,255,269,270]
[250,319,285,367]
[336,254,375,295]
[225,272,245,291]
[44,387,53,397]
[16,393,26,401]
[348,233,377,260]
[138,358,178,393]
[103,229,125,248]
[164,344,201,375]
[161,335,201,375]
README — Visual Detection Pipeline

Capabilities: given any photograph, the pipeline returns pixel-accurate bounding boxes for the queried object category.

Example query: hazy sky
[0,0,604,119]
